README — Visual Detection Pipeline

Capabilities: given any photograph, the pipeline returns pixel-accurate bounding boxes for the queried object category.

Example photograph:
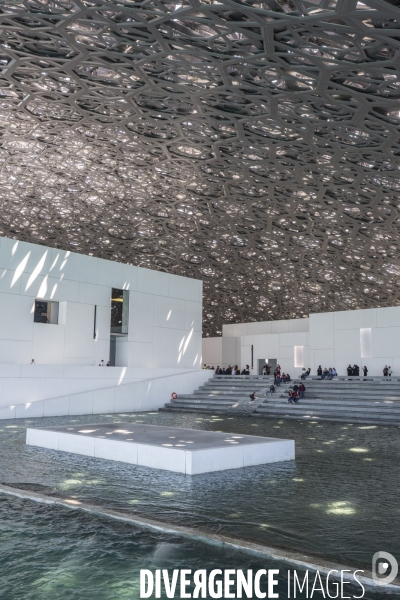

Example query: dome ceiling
[0,0,400,335]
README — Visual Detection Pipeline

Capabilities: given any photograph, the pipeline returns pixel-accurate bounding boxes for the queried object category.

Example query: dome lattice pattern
[0,0,400,335]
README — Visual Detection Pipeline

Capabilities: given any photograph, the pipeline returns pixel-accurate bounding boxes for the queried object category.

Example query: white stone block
[58,432,95,456]
[243,440,295,466]
[27,428,59,450]
[138,444,186,473]
[187,445,244,475]
[95,438,138,463]
[26,424,295,475]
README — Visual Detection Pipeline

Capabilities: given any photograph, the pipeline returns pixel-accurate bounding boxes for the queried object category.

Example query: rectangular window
[294,346,304,368]
[360,328,372,358]
[111,288,129,335]
[34,300,59,324]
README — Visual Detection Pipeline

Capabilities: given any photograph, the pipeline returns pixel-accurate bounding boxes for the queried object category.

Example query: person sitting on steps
[249,391,256,403]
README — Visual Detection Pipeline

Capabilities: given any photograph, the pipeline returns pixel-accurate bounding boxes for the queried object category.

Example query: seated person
[293,382,299,393]
[301,368,306,379]
[266,384,275,396]
[332,368,337,377]
[292,391,300,404]
[286,373,291,382]
[241,365,250,375]
[249,391,256,402]
[287,390,294,404]
[322,368,329,380]
[306,368,311,377]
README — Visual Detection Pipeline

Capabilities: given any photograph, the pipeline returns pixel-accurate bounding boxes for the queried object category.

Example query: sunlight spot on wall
[11,251,31,287]
[183,328,193,354]
[25,251,48,290]
[37,275,48,298]
[11,241,18,255]
[167,309,172,321]
[49,253,59,271]
[118,367,127,385]
[193,353,198,366]
[50,283,58,299]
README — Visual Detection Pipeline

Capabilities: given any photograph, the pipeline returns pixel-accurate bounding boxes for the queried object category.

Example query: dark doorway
[109,336,116,367]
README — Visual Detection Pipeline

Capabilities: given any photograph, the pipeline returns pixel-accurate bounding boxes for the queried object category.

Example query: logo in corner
[372,551,398,586]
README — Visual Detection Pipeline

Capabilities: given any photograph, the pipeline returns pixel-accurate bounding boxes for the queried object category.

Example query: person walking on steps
[249,391,256,403]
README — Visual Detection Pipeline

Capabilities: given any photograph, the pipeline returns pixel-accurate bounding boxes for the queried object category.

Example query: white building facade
[0,236,202,369]
[0,236,210,419]
[203,307,400,377]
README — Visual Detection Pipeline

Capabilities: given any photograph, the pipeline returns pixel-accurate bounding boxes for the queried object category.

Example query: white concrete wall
[202,337,222,367]
[0,368,212,419]
[308,307,400,376]
[0,365,204,409]
[0,236,202,368]
[207,308,400,376]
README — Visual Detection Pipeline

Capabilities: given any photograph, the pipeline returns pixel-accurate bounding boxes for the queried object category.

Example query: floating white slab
[26,423,295,475]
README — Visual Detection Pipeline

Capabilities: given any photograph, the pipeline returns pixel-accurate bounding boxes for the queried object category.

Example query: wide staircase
[161,375,400,425]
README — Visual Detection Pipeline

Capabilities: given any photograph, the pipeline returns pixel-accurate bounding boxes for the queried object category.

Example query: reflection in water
[0,411,399,572]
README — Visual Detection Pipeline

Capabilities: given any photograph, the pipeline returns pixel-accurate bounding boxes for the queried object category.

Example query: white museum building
[0,236,209,419]
[1,234,400,421]
[203,307,400,377]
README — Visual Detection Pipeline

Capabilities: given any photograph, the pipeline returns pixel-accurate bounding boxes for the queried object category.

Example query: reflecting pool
[0,412,399,572]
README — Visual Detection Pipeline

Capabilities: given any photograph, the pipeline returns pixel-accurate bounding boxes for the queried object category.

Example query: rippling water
[0,496,394,600]
[0,411,399,574]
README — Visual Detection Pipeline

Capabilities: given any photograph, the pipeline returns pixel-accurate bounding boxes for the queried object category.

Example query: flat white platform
[26,423,295,475]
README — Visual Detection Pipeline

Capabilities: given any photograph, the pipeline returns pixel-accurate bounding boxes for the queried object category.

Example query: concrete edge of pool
[25,423,295,474]
[0,483,398,592]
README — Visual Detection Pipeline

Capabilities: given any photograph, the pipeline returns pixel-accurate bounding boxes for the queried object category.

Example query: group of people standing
[383,365,393,377]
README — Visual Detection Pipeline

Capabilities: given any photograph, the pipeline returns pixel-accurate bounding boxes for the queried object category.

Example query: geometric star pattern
[0,0,399,336]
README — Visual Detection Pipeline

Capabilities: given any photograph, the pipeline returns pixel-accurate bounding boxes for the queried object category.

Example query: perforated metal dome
[0,0,399,335]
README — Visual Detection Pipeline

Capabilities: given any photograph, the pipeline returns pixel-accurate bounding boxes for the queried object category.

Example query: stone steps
[161,375,400,425]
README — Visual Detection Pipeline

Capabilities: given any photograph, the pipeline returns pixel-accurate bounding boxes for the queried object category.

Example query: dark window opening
[34,300,59,324]
[111,288,129,335]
